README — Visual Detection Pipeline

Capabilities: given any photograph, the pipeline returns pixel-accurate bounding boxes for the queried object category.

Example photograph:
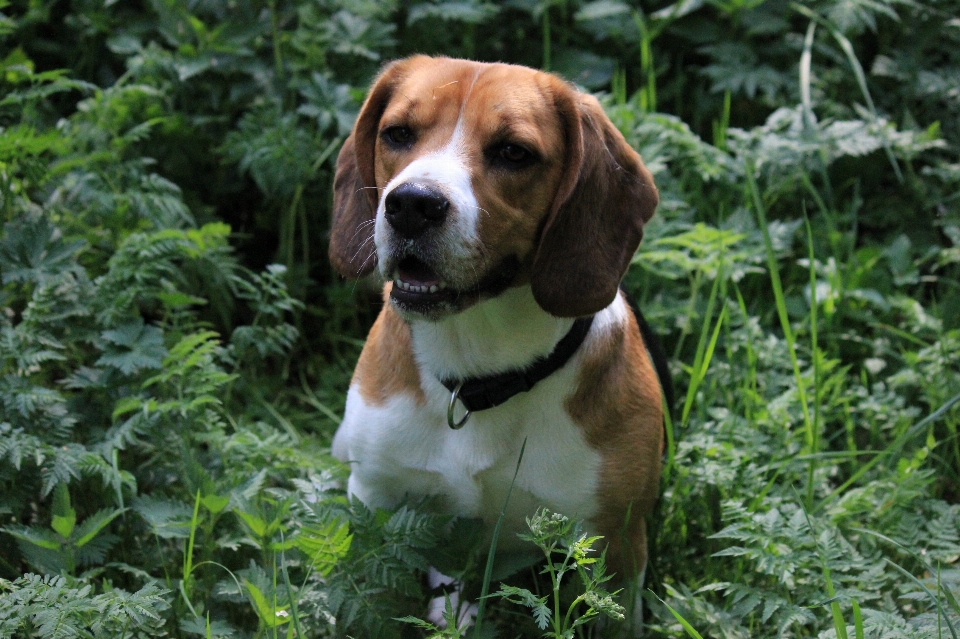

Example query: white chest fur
[332,288,629,541]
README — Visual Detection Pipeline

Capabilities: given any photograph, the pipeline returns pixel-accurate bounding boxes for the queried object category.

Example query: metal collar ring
[447,382,471,430]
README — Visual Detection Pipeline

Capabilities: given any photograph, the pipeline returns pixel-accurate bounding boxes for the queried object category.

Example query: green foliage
[496,509,625,636]
[0,574,169,639]
[312,500,447,636]
[1,0,959,637]
[3,482,124,576]
[400,508,624,638]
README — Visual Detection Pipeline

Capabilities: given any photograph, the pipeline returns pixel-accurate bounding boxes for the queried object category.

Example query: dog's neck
[407,285,574,382]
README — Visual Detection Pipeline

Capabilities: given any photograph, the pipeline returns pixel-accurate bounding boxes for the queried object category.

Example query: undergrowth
[1,0,958,637]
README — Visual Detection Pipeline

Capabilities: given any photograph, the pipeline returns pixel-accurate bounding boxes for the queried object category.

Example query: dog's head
[330,55,658,320]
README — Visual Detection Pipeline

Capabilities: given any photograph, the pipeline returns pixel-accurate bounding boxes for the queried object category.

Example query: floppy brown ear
[329,59,412,279]
[329,134,376,278]
[530,91,659,317]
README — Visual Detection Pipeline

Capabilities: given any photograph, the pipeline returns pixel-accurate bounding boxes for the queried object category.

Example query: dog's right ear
[530,88,658,317]
[329,59,412,279]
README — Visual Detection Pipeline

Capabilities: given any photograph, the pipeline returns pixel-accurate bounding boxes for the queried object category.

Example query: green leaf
[112,396,154,420]
[551,48,616,90]
[97,318,167,375]
[394,615,439,630]
[235,509,267,538]
[2,524,62,550]
[294,519,352,577]
[575,1,631,21]
[73,508,124,548]
[51,513,76,540]
[0,215,85,286]
[493,584,551,630]
[51,483,75,520]
[134,496,194,539]
[201,494,230,515]
[407,1,498,25]
[157,291,206,309]
[243,579,289,628]
[650,591,705,639]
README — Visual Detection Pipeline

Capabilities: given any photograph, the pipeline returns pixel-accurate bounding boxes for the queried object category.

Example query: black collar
[439,315,594,415]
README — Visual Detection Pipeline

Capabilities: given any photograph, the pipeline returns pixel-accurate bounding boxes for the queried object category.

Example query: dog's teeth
[395,279,447,294]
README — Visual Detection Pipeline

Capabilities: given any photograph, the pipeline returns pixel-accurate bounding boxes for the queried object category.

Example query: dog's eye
[490,143,537,169]
[383,126,414,147]
[499,144,530,164]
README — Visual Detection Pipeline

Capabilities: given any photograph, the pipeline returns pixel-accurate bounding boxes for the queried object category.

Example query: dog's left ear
[531,89,659,317]
[329,58,414,279]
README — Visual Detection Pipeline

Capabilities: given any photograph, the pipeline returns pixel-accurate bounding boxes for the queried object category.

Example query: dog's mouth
[389,255,521,317]
[391,256,455,305]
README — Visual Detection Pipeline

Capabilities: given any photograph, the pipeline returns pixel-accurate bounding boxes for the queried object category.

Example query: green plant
[0,574,169,639]
[494,509,625,637]
[2,483,123,576]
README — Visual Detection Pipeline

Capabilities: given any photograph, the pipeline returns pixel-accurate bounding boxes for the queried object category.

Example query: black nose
[384,182,449,239]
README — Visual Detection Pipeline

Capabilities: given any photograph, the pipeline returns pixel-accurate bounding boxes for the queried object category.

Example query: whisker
[360,249,377,270]
[350,234,375,262]
[347,220,376,244]
[460,202,491,218]
[350,251,379,295]
[353,186,383,196]
[468,258,480,291]
[351,219,376,232]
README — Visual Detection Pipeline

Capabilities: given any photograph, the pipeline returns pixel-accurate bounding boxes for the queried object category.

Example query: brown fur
[352,284,426,407]
[460,67,570,274]
[532,94,659,317]
[329,57,417,278]
[330,134,378,277]
[567,310,664,578]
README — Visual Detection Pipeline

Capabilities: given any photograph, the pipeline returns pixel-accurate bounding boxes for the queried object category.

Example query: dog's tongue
[398,258,441,287]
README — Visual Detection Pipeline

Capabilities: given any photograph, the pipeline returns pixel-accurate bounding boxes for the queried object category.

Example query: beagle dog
[329,55,667,624]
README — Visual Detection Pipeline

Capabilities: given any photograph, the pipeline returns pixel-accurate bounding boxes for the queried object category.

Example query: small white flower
[864,357,887,375]
[276,610,289,618]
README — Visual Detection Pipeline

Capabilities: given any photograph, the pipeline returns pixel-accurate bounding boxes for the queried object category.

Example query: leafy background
[1,0,958,637]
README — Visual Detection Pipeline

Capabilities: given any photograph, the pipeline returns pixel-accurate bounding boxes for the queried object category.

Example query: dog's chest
[334,363,602,530]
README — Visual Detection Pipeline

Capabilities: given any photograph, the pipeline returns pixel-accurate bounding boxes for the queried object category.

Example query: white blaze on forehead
[374,73,483,277]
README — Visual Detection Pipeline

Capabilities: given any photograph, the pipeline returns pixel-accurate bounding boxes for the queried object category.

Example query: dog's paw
[426,568,478,630]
